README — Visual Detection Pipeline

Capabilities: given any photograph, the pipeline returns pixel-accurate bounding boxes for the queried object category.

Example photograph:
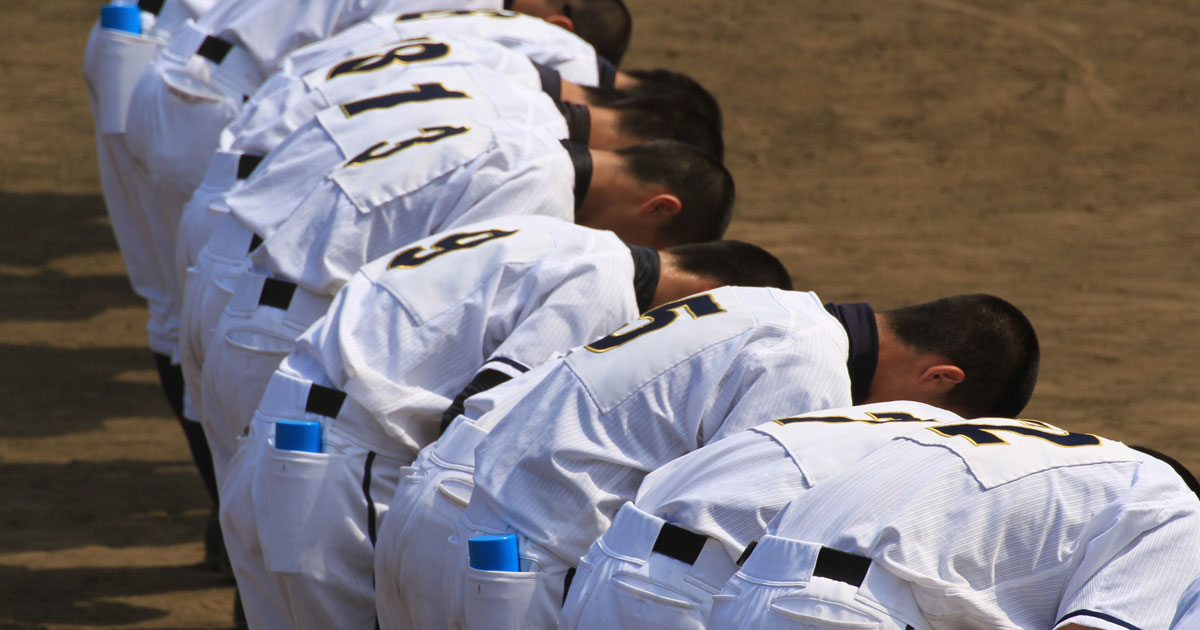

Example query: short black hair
[665,241,792,290]
[585,88,724,159]
[622,68,722,133]
[565,0,633,66]
[883,294,1039,418]
[615,140,735,244]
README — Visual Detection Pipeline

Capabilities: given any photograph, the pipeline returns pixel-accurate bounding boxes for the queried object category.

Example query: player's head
[869,294,1039,418]
[648,241,792,308]
[614,68,723,134]
[506,0,633,66]
[577,140,734,249]
[579,90,724,159]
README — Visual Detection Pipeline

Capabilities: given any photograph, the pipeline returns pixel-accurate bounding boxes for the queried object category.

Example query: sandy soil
[1,0,1197,627]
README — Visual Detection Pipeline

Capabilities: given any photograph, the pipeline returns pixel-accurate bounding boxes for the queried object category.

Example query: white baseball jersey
[120,0,497,356]
[222,35,548,158]
[470,286,857,566]
[634,401,958,559]
[192,0,500,82]
[763,413,1200,630]
[229,81,572,297]
[277,10,600,90]
[280,215,643,455]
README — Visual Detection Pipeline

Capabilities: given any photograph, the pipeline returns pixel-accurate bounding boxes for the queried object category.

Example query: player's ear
[919,364,964,392]
[637,193,682,218]
[544,13,575,31]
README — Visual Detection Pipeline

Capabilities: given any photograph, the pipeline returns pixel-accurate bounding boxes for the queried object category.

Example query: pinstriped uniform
[218,216,640,629]
[194,72,572,473]
[447,287,856,628]
[734,414,1200,630]
[560,401,960,630]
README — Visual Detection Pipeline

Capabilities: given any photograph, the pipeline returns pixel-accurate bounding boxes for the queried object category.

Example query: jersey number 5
[585,294,725,353]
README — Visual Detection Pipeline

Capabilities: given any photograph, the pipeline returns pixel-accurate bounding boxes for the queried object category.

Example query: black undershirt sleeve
[438,368,514,436]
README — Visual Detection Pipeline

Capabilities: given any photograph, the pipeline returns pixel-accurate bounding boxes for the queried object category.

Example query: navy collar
[597,57,618,89]
[628,245,660,312]
[557,101,591,146]
[823,302,879,404]
[533,62,563,103]
[559,140,592,211]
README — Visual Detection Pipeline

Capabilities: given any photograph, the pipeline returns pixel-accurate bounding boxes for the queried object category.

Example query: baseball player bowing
[561,402,1039,628]
[176,3,656,311]
[199,127,732,486]
[177,42,704,439]
[121,0,625,429]
[710,405,1200,630]
[178,40,719,374]
[420,291,1038,629]
[217,216,790,629]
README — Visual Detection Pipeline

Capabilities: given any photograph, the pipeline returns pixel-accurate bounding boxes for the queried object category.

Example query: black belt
[258,277,296,310]
[138,0,165,16]
[237,154,263,180]
[652,522,709,565]
[305,383,346,419]
[196,35,233,64]
[737,541,872,588]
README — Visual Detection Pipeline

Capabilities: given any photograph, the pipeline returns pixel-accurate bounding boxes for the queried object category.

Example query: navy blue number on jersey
[326,39,452,81]
[346,125,469,167]
[928,421,1101,448]
[387,228,518,269]
[340,83,469,118]
[585,293,725,353]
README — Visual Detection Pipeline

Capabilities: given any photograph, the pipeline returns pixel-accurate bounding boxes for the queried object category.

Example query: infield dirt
[2,1,1198,627]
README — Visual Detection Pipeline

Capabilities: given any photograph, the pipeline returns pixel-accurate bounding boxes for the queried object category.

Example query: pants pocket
[464,564,555,630]
[610,572,707,628]
[764,596,882,630]
[258,446,337,575]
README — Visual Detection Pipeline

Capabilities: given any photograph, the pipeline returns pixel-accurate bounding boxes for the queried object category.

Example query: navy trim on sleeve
[1056,610,1142,630]
[488,357,530,374]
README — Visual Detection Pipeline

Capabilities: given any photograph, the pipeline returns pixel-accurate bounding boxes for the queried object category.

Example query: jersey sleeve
[1053,466,1200,630]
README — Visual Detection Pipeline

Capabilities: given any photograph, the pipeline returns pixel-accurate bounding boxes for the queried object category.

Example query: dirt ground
[1,0,1197,627]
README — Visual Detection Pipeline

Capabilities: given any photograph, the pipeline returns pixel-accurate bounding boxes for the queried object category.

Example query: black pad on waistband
[305,384,346,419]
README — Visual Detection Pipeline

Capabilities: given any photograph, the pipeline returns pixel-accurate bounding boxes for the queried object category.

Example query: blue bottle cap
[468,534,520,572]
[275,420,322,453]
[100,4,142,35]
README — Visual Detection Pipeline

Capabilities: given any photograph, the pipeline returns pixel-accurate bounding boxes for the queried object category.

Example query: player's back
[769,416,1200,629]
[471,286,855,564]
